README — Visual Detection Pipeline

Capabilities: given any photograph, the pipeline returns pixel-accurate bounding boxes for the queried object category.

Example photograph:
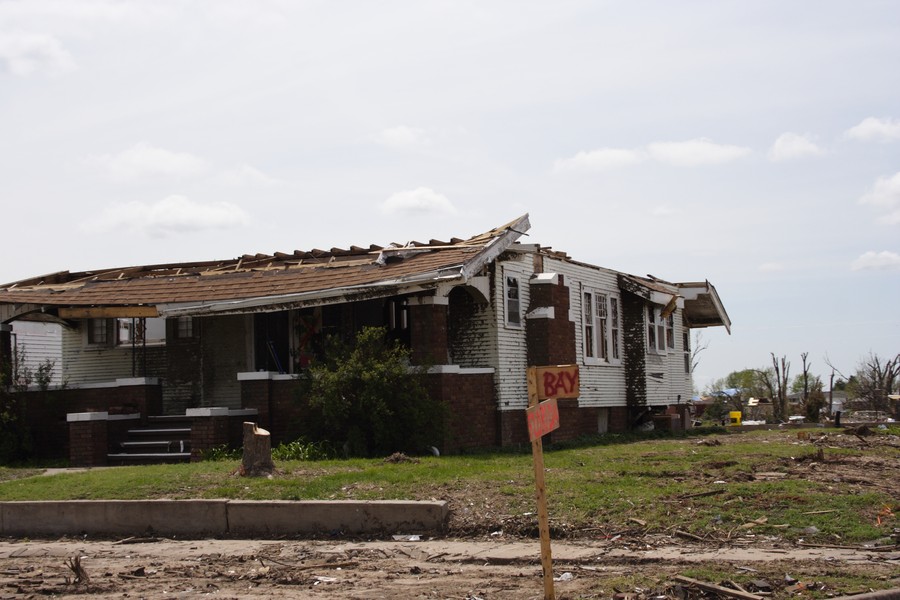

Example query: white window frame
[504,274,522,328]
[582,288,621,365]
[647,305,676,354]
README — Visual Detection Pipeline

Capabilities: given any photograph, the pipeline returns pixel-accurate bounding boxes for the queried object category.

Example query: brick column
[409,296,449,365]
[526,273,575,366]
[188,409,230,461]
[68,413,109,467]
[0,323,11,383]
[239,375,272,431]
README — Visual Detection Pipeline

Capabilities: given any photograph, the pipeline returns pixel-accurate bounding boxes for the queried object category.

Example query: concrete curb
[0,500,448,538]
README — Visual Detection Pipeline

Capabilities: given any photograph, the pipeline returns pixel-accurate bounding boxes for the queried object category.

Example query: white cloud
[647,138,752,167]
[859,172,900,208]
[0,32,75,76]
[768,132,824,161]
[85,142,211,181]
[845,117,900,143]
[373,126,429,149]
[553,148,644,172]
[381,187,457,216]
[86,195,249,237]
[218,164,280,186]
[851,251,900,271]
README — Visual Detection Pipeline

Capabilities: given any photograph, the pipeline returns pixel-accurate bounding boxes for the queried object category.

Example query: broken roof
[0,213,730,334]
[0,215,530,321]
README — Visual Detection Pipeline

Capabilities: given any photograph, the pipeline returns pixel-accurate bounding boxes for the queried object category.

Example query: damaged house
[0,215,729,461]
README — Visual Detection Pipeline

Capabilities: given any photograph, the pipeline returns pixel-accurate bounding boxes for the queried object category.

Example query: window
[176,316,194,339]
[87,318,110,345]
[683,331,691,373]
[666,313,675,350]
[388,298,408,331]
[647,306,676,353]
[505,276,521,326]
[583,290,620,363]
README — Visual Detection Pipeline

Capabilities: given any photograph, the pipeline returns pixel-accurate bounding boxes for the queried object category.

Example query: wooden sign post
[526,364,579,600]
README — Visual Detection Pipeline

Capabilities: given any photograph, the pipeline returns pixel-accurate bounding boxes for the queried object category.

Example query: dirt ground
[1,429,898,599]
[1,535,897,599]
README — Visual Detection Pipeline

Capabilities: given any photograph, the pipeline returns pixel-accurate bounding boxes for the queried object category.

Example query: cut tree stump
[241,422,276,477]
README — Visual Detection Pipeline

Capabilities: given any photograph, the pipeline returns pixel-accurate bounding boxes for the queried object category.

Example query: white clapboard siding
[546,257,628,408]
[59,323,166,385]
[10,321,64,387]
[493,256,534,411]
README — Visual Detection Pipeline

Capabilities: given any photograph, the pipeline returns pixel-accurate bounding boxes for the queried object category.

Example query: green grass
[0,428,896,544]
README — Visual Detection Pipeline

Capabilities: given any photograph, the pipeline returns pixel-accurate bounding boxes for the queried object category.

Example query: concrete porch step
[120,440,190,453]
[107,452,191,465]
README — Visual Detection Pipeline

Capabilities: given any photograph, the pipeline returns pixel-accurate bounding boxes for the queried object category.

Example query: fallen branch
[258,556,358,571]
[679,489,725,500]
[673,575,764,600]
[673,529,706,542]
[113,536,161,545]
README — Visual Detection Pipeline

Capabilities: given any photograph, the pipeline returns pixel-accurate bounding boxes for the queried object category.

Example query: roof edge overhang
[678,280,732,334]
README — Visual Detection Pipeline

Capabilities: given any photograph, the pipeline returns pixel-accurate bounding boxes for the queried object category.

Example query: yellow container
[729,411,742,426]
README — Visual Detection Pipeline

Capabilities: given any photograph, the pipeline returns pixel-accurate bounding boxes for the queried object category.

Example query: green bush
[271,438,335,461]
[303,326,445,457]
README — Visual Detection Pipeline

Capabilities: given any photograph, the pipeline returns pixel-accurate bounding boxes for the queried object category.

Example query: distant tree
[706,368,773,413]
[770,353,790,422]
[791,373,822,394]
[851,352,900,416]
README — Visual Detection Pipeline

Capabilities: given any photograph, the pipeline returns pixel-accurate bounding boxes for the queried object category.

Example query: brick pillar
[240,378,272,431]
[409,296,449,365]
[190,415,229,461]
[0,323,11,383]
[620,289,647,428]
[526,273,575,367]
[68,415,109,467]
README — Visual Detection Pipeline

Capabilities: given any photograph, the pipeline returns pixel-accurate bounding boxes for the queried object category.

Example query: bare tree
[690,330,709,374]
[800,352,811,404]
[771,353,790,422]
[853,353,900,416]
[823,354,849,417]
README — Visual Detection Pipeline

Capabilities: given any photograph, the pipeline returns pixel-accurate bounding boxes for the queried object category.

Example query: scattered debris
[64,556,90,586]
[384,452,420,463]
[673,575,764,600]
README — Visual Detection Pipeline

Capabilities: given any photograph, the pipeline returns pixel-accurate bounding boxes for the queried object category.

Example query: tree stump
[241,421,276,477]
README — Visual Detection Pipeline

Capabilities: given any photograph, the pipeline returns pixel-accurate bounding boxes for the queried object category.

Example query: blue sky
[1,1,898,390]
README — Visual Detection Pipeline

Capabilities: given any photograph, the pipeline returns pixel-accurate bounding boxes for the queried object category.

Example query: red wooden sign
[526,397,560,442]
[533,365,580,401]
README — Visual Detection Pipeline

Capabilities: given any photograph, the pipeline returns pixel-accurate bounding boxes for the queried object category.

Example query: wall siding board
[542,257,628,408]
[493,256,533,411]
[10,322,64,387]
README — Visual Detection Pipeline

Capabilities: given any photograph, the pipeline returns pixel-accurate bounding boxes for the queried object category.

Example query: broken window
[647,306,676,354]
[116,317,166,346]
[505,276,521,327]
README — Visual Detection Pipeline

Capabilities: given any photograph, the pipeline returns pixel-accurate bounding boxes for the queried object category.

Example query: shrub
[303,326,445,457]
